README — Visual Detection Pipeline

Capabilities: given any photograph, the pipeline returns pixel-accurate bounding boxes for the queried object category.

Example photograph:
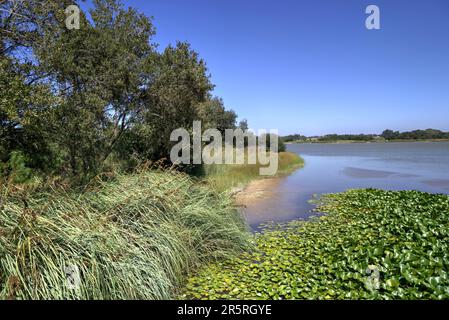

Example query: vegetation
[182,189,449,300]
[3,0,446,302]
[317,134,380,142]
[282,129,449,143]
[0,169,251,299]
[380,129,449,141]
[0,0,242,182]
[0,0,294,300]
[281,133,380,143]
[202,152,303,192]
[281,134,307,143]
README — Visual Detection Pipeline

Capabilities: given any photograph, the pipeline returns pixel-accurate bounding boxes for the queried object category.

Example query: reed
[0,169,251,299]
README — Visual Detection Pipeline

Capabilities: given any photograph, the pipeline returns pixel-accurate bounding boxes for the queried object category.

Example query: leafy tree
[1,0,241,179]
[133,42,214,161]
[197,97,237,134]
[0,0,74,56]
[0,55,55,171]
[33,0,155,175]
[381,129,399,140]
[238,119,249,131]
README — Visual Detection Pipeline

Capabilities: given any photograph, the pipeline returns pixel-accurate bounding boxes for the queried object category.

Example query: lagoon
[244,141,449,228]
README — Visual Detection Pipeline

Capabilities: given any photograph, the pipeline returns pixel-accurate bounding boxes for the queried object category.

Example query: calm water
[244,142,449,228]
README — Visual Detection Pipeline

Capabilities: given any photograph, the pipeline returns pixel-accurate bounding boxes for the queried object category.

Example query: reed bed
[0,170,251,299]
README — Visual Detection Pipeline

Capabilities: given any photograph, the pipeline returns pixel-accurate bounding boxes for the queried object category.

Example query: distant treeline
[380,129,449,140]
[315,133,378,142]
[282,129,449,143]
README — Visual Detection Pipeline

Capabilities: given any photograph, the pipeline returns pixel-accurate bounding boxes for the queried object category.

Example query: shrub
[0,151,32,184]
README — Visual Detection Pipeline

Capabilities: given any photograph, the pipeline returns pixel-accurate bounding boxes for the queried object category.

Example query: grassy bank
[182,189,449,299]
[0,170,251,299]
[201,151,304,191]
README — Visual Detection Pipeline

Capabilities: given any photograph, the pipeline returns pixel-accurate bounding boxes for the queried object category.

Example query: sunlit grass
[202,151,304,191]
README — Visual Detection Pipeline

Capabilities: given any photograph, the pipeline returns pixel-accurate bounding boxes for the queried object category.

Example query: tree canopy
[0,0,243,181]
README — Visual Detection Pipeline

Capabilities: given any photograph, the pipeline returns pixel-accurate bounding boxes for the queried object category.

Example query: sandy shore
[234,177,283,207]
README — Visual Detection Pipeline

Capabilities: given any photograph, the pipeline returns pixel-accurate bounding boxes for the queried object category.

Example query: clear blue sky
[82,0,449,135]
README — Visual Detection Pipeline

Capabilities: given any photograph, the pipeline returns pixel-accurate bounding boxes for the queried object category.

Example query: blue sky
[82,0,449,135]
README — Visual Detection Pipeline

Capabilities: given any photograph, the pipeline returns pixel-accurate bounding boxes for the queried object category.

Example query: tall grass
[203,152,304,191]
[0,170,251,299]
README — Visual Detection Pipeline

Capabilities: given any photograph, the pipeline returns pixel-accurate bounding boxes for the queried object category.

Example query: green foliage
[0,55,55,170]
[318,133,378,142]
[0,170,251,299]
[381,129,449,140]
[259,133,286,152]
[182,189,449,300]
[32,0,157,176]
[197,97,237,134]
[127,42,214,161]
[278,138,287,152]
[281,133,307,143]
[1,0,239,179]
[238,119,249,131]
[0,0,73,55]
[1,151,32,184]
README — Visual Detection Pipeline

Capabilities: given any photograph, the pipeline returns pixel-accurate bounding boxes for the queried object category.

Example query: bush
[0,151,32,184]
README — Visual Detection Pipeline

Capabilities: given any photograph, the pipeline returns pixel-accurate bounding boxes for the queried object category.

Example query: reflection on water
[244,142,449,228]
[342,167,398,178]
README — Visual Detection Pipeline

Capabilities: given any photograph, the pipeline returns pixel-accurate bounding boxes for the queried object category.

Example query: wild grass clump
[0,170,251,300]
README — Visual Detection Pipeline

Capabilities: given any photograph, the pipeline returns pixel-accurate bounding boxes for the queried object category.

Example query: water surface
[244,142,449,228]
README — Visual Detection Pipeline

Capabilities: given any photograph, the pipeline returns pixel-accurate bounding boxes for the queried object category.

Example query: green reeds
[0,170,251,299]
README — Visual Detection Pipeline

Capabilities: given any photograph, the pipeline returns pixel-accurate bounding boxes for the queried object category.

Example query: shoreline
[233,176,283,208]
[232,154,304,213]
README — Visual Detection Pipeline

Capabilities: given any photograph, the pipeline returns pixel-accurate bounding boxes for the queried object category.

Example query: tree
[133,42,214,161]
[381,129,399,140]
[238,119,249,131]
[0,55,55,171]
[1,0,242,179]
[197,97,237,134]
[0,0,74,56]
[33,0,155,175]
